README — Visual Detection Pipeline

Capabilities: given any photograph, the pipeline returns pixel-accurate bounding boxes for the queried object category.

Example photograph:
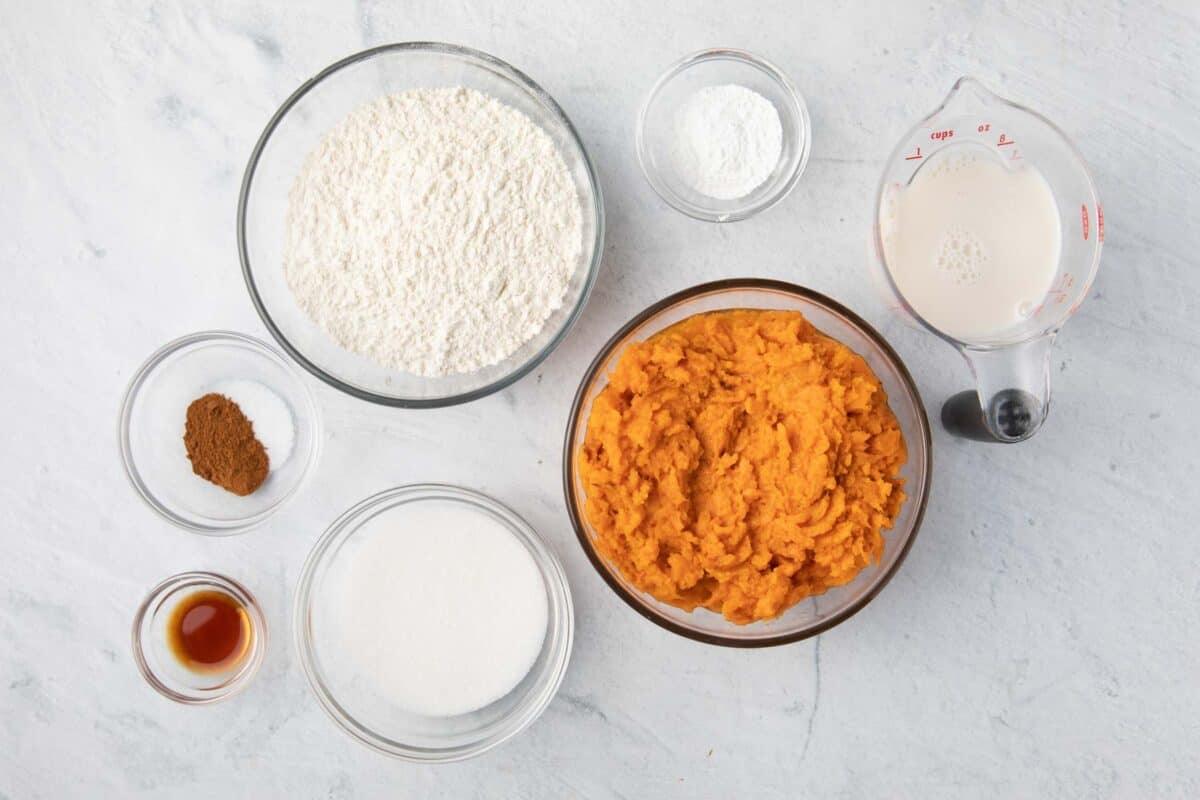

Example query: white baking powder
[670,84,783,200]
[284,88,583,376]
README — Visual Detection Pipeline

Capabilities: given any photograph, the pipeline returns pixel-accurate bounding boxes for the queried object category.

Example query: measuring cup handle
[946,334,1056,443]
[940,389,1048,442]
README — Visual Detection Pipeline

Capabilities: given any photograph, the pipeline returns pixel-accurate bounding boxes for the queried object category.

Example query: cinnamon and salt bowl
[118,330,321,535]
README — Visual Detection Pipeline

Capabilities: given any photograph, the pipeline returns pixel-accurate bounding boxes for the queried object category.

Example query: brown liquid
[166,590,252,673]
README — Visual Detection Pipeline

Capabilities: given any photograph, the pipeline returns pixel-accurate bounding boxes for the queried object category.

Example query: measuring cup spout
[942,335,1055,443]
[936,76,1001,117]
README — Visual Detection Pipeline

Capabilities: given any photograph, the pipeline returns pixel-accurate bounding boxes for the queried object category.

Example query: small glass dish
[295,484,574,762]
[119,331,322,535]
[239,42,605,407]
[131,572,267,704]
[637,48,811,222]
[563,280,932,647]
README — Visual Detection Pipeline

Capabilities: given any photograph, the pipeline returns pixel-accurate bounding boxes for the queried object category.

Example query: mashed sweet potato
[578,309,907,624]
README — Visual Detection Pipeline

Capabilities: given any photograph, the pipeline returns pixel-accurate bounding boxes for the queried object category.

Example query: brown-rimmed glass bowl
[563,279,932,647]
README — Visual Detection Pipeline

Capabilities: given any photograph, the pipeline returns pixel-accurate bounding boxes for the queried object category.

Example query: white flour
[284,88,583,376]
[670,84,783,200]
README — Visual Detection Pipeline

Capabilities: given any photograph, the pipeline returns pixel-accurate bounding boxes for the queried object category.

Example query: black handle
[941,389,1041,443]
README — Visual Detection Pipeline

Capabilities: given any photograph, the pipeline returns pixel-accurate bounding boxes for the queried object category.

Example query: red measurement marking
[997,133,1014,146]
[978,123,991,133]
[905,146,923,161]
[1097,205,1105,242]
[930,129,954,141]
[1044,273,1075,306]
[1081,204,1090,240]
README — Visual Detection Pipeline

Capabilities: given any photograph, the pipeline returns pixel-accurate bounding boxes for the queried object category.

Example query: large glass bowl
[563,280,932,647]
[238,43,604,407]
[294,484,574,762]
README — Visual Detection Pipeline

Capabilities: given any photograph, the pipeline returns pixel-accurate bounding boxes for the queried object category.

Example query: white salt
[211,379,295,469]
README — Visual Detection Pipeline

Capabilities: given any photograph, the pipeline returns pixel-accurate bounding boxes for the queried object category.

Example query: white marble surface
[2,1,1197,796]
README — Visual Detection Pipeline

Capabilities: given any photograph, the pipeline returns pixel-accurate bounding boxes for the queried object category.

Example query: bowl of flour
[239,43,604,406]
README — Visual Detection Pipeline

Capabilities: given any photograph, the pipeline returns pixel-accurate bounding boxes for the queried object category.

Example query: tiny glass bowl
[564,280,932,647]
[636,48,811,222]
[131,572,267,704]
[118,331,322,535]
[295,484,575,763]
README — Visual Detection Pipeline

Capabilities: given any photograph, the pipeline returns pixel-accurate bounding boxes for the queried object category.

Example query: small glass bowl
[637,49,811,222]
[239,42,605,407]
[118,331,322,535]
[295,484,574,762]
[132,572,267,704]
[563,280,932,647]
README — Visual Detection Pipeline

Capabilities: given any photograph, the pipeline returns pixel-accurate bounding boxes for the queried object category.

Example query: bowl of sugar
[637,48,811,222]
[294,484,574,762]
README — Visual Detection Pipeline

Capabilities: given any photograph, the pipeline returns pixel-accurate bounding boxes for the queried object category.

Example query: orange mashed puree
[579,309,907,624]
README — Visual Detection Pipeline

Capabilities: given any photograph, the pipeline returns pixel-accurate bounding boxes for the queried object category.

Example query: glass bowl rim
[130,571,268,705]
[293,482,575,762]
[635,47,812,223]
[561,278,933,647]
[237,41,606,408]
[117,329,323,535]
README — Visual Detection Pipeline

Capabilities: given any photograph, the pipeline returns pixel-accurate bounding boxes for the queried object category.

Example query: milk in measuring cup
[880,143,1061,342]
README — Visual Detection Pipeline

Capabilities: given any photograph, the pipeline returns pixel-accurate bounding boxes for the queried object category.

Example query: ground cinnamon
[183,393,269,496]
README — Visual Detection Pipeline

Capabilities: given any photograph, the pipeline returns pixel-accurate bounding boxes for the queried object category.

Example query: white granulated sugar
[670,84,784,200]
[284,88,583,376]
[320,503,548,717]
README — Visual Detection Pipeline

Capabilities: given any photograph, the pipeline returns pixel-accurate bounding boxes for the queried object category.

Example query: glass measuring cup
[872,77,1102,442]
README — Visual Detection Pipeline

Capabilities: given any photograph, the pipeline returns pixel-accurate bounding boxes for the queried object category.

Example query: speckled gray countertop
[2,1,1197,797]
